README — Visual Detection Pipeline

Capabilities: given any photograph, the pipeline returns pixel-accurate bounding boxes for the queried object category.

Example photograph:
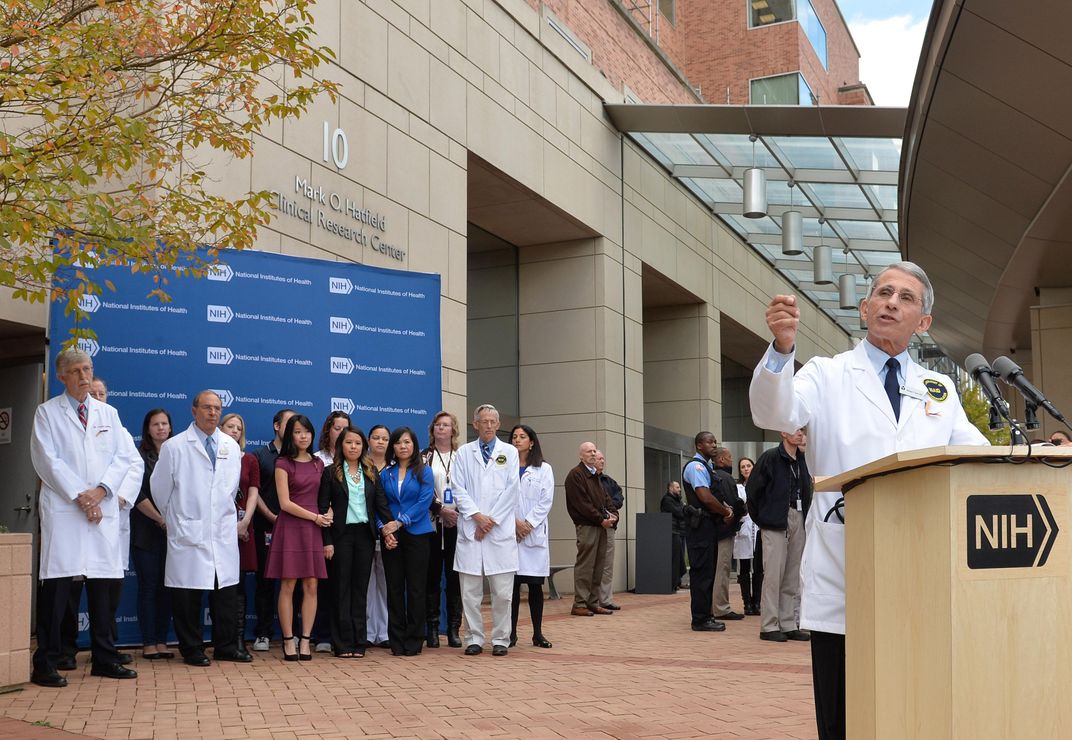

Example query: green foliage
[0,0,338,341]
[960,381,1011,445]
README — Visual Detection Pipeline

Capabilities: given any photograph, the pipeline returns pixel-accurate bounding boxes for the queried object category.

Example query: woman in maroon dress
[264,415,330,661]
[220,413,260,652]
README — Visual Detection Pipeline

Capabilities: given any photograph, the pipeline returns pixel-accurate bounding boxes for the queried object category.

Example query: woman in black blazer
[318,426,391,657]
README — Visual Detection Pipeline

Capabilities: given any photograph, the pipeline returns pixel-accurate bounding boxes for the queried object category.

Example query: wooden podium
[817,446,1072,739]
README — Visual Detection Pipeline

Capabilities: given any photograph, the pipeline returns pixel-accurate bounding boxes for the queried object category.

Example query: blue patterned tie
[884,357,901,421]
[204,435,216,470]
[481,440,491,464]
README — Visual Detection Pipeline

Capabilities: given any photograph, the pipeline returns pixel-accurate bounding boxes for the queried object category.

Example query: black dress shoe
[116,652,134,665]
[691,619,726,632]
[376,640,391,649]
[426,625,440,648]
[30,671,67,688]
[183,653,211,666]
[491,645,508,657]
[760,631,788,642]
[214,650,254,663]
[55,656,77,671]
[91,663,137,679]
[714,611,745,621]
[532,636,552,649]
[784,629,811,641]
[446,626,462,648]
[600,602,622,611]
[463,644,482,656]
[508,634,518,648]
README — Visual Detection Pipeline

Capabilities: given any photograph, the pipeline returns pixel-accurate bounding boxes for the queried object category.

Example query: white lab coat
[733,483,757,560]
[30,394,143,580]
[150,423,242,590]
[750,340,988,634]
[516,463,555,577]
[451,438,520,576]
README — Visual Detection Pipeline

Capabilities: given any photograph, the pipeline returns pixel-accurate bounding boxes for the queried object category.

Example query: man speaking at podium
[749,261,988,740]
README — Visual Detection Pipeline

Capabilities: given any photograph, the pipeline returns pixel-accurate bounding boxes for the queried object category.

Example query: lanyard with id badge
[437,449,455,505]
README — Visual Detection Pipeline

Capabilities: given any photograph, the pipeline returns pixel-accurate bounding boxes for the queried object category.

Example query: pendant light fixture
[813,217,833,285]
[743,134,767,218]
[781,179,802,255]
[839,271,856,309]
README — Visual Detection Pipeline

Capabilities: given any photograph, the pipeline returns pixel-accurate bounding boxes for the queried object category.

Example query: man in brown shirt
[564,442,617,616]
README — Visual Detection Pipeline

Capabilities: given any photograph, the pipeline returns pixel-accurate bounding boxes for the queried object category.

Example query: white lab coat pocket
[174,518,200,548]
[525,522,548,549]
[801,516,847,633]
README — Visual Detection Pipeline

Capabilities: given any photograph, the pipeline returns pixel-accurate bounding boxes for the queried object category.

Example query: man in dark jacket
[746,429,812,642]
[711,448,745,621]
[565,442,617,617]
[595,451,624,610]
[660,481,688,590]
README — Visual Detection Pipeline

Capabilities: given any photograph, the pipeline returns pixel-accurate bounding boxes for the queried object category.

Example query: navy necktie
[480,441,491,464]
[884,357,901,421]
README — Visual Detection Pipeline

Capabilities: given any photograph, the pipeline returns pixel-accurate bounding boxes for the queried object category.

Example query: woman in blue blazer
[378,426,435,656]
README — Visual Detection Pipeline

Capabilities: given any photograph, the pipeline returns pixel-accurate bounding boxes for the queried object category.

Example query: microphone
[964,354,1005,408]
[992,356,1066,422]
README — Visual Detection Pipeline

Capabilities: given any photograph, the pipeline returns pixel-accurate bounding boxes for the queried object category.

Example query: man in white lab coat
[451,404,520,656]
[150,390,248,666]
[29,348,143,687]
[750,261,988,740]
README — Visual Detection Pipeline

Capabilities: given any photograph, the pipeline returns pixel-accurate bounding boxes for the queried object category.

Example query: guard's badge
[924,379,948,402]
[495,454,508,466]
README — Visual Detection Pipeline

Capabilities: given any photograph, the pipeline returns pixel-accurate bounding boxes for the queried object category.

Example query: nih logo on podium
[966,493,1059,569]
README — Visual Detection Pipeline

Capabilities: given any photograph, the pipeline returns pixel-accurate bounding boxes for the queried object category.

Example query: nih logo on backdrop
[207,305,234,323]
[77,338,100,357]
[207,264,234,282]
[207,347,234,365]
[77,294,101,313]
[211,389,235,408]
[329,277,353,295]
[331,398,355,414]
[330,357,354,374]
[329,317,353,334]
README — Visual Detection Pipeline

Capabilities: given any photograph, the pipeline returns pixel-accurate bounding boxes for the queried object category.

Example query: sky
[836,0,933,106]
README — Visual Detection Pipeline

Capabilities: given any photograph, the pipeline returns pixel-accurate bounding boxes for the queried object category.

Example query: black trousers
[381,530,431,655]
[426,523,461,629]
[685,518,716,624]
[35,576,120,674]
[60,578,83,659]
[671,531,686,588]
[252,517,276,639]
[328,524,375,653]
[752,536,764,607]
[170,581,239,657]
[510,575,545,641]
[811,630,846,740]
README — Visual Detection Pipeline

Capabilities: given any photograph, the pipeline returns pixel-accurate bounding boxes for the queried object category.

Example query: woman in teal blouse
[318,427,391,658]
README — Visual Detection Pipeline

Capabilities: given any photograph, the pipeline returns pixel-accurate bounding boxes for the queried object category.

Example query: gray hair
[472,403,499,422]
[867,261,934,314]
[55,347,92,373]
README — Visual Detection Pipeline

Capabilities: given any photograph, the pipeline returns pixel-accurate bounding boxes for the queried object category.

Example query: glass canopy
[621,116,918,346]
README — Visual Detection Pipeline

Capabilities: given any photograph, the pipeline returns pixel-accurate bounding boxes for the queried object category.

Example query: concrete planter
[0,533,32,688]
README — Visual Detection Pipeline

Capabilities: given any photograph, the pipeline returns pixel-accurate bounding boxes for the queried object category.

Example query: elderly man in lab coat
[29,348,143,687]
[750,261,987,740]
[451,404,520,656]
[150,390,249,666]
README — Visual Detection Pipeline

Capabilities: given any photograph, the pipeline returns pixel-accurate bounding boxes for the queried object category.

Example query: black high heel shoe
[282,635,298,662]
[298,635,312,661]
[532,635,552,649]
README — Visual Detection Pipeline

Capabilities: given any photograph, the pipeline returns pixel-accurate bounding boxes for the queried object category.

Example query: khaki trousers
[711,536,734,615]
[760,508,805,633]
[573,524,607,610]
[598,525,616,605]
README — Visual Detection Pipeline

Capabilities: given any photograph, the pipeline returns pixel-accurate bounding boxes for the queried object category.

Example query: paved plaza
[0,591,816,739]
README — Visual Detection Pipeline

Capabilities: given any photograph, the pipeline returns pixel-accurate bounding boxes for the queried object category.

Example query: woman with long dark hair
[130,408,175,659]
[509,424,555,648]
[378,426,435,656]
[421,411,463,648]
[318,427,391,657]
[264,415,329,661]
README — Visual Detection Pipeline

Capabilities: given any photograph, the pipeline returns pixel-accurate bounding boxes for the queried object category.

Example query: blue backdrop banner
[49,249,442,646]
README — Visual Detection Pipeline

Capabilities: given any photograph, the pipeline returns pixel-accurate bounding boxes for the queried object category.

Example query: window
[750,72,816,105]
[659,0,675,25]
[748,0,828,70]
[545,9,592,63]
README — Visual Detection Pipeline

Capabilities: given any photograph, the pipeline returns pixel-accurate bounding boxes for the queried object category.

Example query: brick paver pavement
[0,591,817,739]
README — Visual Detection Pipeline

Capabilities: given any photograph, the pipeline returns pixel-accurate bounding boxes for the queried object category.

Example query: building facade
[0,0,859,591]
